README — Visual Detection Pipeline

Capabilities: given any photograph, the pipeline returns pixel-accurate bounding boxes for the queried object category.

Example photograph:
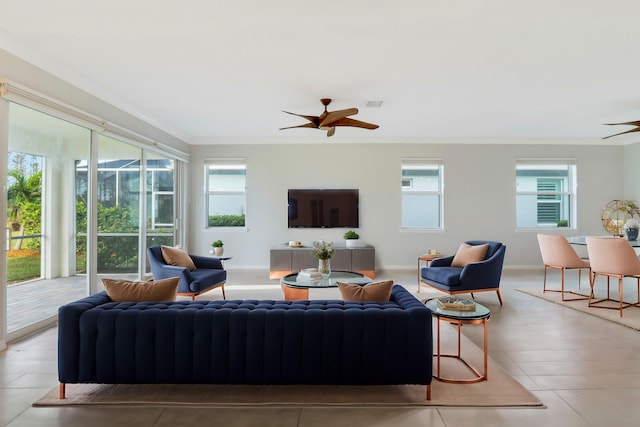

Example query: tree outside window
[7,152,42,249]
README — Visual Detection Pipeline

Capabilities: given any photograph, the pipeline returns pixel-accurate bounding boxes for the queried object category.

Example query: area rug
[518,288,640,331]
[33,333,542,408]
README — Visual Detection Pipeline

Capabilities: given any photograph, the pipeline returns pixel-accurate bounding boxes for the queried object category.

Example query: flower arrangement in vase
[311,240,335,278]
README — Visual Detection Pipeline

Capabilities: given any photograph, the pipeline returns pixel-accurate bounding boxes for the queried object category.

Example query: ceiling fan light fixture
[280,99,379,137]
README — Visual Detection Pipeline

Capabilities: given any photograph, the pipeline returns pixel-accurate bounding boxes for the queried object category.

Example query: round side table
[424,298,490,383]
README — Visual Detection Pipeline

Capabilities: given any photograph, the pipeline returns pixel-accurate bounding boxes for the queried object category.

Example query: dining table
[566,235,640,247]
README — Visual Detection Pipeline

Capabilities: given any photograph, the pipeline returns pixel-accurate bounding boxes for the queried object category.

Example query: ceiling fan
[280,98,379,137]
[603,120,640,139]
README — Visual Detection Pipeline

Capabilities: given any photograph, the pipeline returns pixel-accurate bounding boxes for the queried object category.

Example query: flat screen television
[288,189,359,228]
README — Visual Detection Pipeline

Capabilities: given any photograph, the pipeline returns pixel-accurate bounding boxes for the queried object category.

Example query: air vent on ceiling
[366,100,383,108]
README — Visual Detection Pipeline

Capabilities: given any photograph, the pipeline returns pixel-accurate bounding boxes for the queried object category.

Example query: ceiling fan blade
[603,126,640,139]
[281,110,319,124]
[326,127,336,137]
[280,123,318,131]
[329,117,379,130]
[319,108,359,128]
[605,120,640,127]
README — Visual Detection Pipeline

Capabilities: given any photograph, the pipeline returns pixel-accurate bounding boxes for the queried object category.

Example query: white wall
[624,143,640,201]
[0,49,188,151]
[188,143,624,270]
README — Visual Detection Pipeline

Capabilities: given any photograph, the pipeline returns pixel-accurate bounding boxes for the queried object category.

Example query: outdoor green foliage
[208,214,245,227]
[7,169,42,224]
[76,202,139,272]
[20,200,42,249]
[556,220,568,227]
[75,202,173,272]
[13,200,42,250]
[7,168,42,250]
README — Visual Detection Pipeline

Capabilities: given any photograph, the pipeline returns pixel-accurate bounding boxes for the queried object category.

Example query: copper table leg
[433,316,488,383]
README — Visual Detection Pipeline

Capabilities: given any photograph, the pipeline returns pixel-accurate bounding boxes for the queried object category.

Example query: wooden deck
[6,274,136,333]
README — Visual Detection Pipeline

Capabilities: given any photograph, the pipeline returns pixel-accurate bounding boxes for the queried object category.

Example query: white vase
[214,247,224,256]
[346,239,359,248]
[318,258,331,278]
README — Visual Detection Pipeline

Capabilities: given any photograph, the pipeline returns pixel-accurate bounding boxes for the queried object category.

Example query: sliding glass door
[6,102,180,337]
[145,153,175,273]
[7,103,90,334]
[95,136,142,279]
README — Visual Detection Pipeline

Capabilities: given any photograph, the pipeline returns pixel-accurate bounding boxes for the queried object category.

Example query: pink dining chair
[537,234,590,301]
[585,237,640,317]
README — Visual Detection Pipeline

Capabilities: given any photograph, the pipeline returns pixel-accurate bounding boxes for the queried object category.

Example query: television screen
[288,189,359,228]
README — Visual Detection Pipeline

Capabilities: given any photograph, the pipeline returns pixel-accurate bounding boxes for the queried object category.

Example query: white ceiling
[1,0,640,145]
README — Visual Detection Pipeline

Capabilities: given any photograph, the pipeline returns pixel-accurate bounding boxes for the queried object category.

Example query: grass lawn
[6,250,88,285]
[7,249,40,284]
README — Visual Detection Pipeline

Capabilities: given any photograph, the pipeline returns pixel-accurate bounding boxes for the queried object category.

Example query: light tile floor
[2,268,640,426]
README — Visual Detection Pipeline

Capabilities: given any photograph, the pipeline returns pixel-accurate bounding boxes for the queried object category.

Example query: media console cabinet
[269,245,375,279]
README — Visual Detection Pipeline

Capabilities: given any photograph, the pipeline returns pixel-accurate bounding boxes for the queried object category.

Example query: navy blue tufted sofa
[58,285,433,399]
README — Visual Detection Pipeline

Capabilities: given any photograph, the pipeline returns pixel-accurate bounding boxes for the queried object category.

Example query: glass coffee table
[280,270,371,300]
[424,298,491,383]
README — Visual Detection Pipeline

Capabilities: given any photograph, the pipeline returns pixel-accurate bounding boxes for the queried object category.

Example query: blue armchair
[420,240,506,305]
[147,246,227,300]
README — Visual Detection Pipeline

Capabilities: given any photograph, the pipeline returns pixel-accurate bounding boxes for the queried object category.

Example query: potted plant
[343,230,360,248]
[211,239,224,256]
[310,240,335,278]
[624,219,640,241]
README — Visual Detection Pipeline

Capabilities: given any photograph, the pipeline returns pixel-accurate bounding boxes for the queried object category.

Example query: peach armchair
[585,237,640,317]
[537,234,590,301]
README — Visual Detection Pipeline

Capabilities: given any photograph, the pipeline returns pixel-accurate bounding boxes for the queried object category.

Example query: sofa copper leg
[59,383,66,399]
[426,384,431,400]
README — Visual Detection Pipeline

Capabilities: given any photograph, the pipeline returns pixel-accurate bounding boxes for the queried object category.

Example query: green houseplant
[343,230,359,240]
[343,230,360,248]
[212,239,224,256]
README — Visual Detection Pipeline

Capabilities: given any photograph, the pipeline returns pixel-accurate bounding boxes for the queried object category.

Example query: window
[205,159,246,228]
[516,160,576,228]
[401,159,443,229]
[146,158,175,228]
